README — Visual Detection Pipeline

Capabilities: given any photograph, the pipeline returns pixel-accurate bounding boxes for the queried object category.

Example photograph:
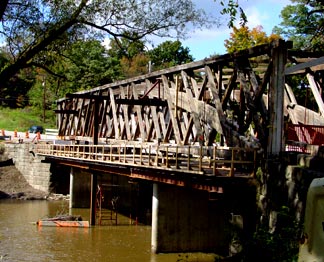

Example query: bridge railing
[35,143,260,177]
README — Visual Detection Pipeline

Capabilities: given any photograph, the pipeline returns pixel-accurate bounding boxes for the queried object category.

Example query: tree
[0,50,34,108]
[148,40,194,70]
[273,0,324,51]
[107,38,194,77]
[31,40,122,100]
[0,0,210,88]
[214,0,324,29]
[224,25,280,53]
[217,0,247,27]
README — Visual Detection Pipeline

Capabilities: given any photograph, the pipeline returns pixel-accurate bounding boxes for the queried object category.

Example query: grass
[0,107,56,131]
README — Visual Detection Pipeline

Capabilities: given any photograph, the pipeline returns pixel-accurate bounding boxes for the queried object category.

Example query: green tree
[148,40,194,70]
[30,40,122,100]
[108,36,149,78]
[108,35,146,60]
[0,50,34,108]
[273,0,324,51]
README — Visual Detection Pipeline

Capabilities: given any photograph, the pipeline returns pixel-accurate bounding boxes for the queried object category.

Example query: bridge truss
[55,40,324,155]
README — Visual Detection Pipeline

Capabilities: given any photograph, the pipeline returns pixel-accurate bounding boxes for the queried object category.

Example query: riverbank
[0,165,61,200]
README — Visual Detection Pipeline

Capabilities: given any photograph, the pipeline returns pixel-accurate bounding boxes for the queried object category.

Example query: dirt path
[0,165,48,200]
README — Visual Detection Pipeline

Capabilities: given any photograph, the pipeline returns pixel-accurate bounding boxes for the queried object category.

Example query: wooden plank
[181,70,203,140]
[268,44,287,154]
[115,98,167,106]
[221,68,237,109]
[307,73,324,116]
[132,85,146,141]
[120,87,132,140]
[285,84,298,105]
[76,96,87,136]
[109,89,120,139]
[205,66,225,132]
[162,75,182,144]
[285,56,324,75]
[146,79,163,141]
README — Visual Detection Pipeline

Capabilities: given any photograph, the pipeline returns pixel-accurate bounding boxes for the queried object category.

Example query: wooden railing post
[175,146,178,169]
[155,144,159,166]
[213,146,216,175]
[229,147,235,177]
[124,144,126,163]
[187,146,191,171]
[199,146,202,172]
[109,144,112,161]
[148,145,151,166]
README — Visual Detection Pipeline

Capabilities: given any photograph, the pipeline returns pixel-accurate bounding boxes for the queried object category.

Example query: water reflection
[0,200,216,262]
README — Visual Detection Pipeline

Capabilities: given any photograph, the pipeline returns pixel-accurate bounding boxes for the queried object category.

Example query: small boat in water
[36,215,90,228]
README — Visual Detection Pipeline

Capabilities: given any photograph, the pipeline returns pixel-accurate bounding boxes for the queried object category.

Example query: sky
[165,0,293,61]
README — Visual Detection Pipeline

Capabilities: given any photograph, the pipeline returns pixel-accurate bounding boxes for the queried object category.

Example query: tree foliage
[273,0,324,51]
[0,0,209,87]
[224,25,280,53]
[217,0,247,27]
[148,40,194,70]
[108,38,194,77]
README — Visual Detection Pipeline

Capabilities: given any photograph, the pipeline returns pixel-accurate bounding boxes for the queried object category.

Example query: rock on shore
[0,165,48,200]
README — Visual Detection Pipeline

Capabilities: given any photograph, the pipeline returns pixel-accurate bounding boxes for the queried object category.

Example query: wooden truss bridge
[53,39,324,154]
[34,39,324,190]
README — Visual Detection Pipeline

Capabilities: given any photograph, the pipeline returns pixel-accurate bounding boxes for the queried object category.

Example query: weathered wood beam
[54,109,78,114]
[66,93,111,100]
[145,80,163,141]
[285,56,324,75]
[115,98,167,106]
[268,40,288,155]
[109,89,120,139]
[132,85,146,141]
[307,73,324,116]
[120,87,132,140]
[162,75,182,144]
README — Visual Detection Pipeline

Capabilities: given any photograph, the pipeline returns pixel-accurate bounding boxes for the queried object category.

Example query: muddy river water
[0,200,217,262]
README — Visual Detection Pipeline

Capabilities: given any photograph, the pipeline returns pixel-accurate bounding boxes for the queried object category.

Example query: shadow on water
[0,200,217,262]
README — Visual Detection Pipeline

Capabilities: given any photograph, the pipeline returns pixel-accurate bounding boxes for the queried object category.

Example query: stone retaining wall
[2,143,51,193]
[258,146,324,232]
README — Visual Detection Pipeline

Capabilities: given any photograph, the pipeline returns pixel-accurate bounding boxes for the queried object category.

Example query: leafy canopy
[225,25,280,53]
[273,0,324,51]
[0,0,211,86]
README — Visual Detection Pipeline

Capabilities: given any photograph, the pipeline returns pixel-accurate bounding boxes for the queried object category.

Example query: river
[0,200,217,262]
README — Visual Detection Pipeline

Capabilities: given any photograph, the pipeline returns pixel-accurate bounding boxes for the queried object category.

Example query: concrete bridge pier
[151,183,159,253]
[151,183,227,254]
[151,182,257,255]
[69,168,91,209]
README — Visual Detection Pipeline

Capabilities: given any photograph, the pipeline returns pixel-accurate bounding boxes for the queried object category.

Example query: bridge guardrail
[35,143,260,178]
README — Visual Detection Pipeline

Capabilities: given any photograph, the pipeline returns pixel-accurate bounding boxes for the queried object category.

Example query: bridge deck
[35,142,259,192]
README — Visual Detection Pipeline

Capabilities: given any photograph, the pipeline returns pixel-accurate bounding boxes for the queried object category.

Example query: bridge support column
[90,173,97,226]
[69,168,74,209]
[151,183,159,253]
[151,183,230,254]
[69,168,91,208]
